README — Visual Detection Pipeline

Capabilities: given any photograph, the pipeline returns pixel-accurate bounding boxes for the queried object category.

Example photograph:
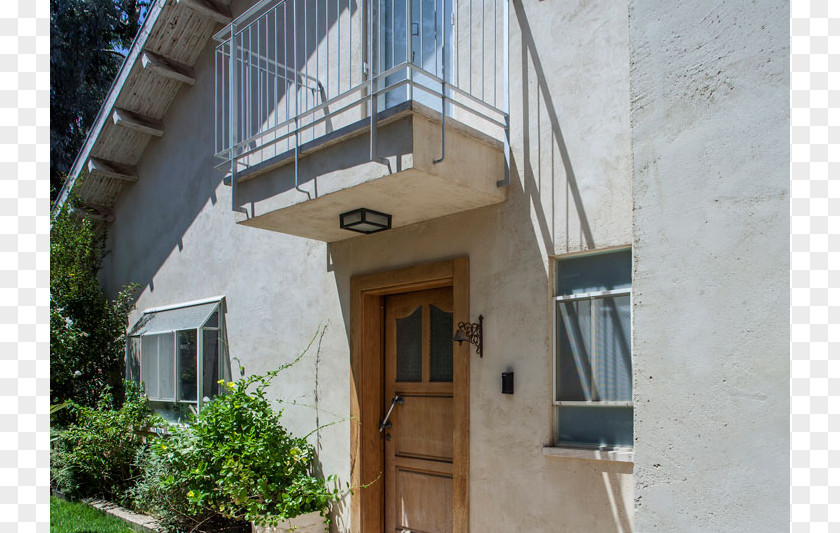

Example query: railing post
[229,22,239,211]
[406,0,412,102]
[497,0,510,187]
[433,0,447,164]
[293,0,310,198]
[369,0,378,162]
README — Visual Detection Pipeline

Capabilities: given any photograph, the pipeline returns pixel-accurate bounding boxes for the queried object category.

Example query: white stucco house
[54,0,789,531]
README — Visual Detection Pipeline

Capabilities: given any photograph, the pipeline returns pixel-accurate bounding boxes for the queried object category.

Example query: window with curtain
[126,299,228,423]
[554,249,632,447]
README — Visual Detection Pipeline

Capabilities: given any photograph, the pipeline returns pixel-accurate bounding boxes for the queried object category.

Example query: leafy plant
[130,437,241,533]
[133,332,340,530]
[50,206,139,410]
[51,381,163,505]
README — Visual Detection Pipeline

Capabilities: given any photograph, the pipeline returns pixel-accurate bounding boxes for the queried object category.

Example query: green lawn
[50,496,135,533]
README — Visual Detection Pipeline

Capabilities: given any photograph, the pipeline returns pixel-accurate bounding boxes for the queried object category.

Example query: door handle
[379,395,403,433]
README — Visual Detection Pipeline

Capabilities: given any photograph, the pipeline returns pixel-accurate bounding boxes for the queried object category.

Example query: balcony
[214,0,509,241]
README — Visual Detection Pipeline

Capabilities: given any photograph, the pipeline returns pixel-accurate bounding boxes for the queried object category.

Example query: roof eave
[52,0,167,215]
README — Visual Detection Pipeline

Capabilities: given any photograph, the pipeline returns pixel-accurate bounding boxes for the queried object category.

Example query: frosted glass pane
[556,300,592,401]
[141,335,160,399]
[157,333,175,401]
[555,406,633,447]
[396,306,422,382]
[140,336,156,398]
[429,305,453,382]
[178,330,197,402]
[556,249,631,295]
[592,295,632,401]
[202,329,220,400]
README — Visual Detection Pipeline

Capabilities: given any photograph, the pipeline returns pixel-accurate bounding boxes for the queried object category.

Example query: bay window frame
[127,298,227,417]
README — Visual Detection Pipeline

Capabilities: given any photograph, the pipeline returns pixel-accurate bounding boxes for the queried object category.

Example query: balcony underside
[229,101,507,242]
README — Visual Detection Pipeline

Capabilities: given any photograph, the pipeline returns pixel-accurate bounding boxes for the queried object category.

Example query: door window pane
[429,305,453,382]
[178,330,197,402]
[396,306,422,382]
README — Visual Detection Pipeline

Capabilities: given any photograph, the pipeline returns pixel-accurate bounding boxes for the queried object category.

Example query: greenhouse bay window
[126,298,229,423]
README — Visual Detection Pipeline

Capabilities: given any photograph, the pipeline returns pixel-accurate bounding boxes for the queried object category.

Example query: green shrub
[130,436,239,533]
[51,205,139,409]
[133,342,340,529]
[51,382,163,504]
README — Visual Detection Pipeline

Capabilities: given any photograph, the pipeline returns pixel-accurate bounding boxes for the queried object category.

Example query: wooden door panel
[392,395,454,461]
[385,287,455,533]
[395,469,453,533]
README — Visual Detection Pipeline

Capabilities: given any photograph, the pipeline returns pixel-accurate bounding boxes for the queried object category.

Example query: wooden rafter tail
[177,0,232,25]
[141,51,196,86]
[112,108,165,137]
[87,157,139,183]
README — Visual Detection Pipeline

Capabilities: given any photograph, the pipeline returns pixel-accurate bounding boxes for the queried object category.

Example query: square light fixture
[339,208,392,234]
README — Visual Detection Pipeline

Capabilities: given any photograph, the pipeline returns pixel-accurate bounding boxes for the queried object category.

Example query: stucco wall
[86,0,751,531]
[628,1,789,531]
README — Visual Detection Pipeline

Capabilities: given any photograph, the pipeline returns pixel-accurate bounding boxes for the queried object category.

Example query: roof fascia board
[52,0,167,215]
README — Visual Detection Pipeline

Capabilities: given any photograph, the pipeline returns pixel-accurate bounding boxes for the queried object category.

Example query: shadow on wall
[514,4,633,529]
[513,0,595,253]
[322,3,628,530]
[102,0,630,529]
[102,0,361,300]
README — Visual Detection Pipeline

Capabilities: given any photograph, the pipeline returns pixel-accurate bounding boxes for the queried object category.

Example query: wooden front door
[384,287,455,533]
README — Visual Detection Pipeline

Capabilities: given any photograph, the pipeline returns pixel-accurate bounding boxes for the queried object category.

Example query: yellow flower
[187,490,194,498]
[217,379,225,384]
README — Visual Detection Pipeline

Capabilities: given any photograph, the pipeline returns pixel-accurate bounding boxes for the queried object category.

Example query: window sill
[542,445,634,464]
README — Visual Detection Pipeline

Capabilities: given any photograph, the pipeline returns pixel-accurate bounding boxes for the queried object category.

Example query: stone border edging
[83,498,163,532]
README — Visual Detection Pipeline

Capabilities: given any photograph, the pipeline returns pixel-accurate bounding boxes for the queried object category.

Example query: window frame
[552,287,633,408]
[127,297,228,417]
[551,248,634,450]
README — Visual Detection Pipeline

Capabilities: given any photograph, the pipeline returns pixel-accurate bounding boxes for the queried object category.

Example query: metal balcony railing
[214,0,509,191]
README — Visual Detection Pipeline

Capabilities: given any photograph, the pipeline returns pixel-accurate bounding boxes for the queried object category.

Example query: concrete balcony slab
[229,101,506,242]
